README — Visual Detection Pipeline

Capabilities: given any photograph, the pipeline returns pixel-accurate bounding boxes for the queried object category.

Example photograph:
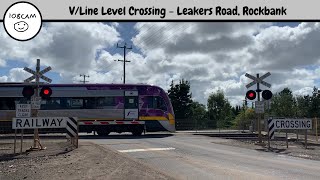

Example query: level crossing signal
[245,89,273,100]
[22,86,34,98]
[246,90,256,100]
[262,90,272,100]
[22,86,53,99]
[40,86,52,99]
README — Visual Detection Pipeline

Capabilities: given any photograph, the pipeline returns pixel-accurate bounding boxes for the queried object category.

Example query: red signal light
[43,89,50,95]
[246,90,256,100]
[40,86,52,99]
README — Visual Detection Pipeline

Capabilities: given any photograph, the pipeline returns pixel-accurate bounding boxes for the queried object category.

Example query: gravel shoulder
[209,136,320,161]
[0,141,175,180]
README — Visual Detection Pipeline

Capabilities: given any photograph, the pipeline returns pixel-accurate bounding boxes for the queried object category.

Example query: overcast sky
[0,22,319,106]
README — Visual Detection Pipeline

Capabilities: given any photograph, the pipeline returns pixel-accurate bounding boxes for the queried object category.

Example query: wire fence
[175,118,255,131]
[175,118,319,143]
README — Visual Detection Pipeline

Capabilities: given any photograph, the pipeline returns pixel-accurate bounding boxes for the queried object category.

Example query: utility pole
[80,74,89,84]
[115,42,132,84]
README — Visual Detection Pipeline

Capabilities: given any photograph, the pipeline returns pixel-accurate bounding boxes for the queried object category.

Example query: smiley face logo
[3,2,42,41]
[14,21,29,32]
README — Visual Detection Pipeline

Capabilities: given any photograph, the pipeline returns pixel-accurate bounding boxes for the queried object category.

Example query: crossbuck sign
[245,72,271,89]
[24,59,52,83]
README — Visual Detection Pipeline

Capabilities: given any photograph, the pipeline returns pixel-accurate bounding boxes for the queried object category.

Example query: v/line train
[0,83,175,135]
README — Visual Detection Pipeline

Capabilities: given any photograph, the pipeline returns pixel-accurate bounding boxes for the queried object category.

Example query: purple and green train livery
[0,83,175,135]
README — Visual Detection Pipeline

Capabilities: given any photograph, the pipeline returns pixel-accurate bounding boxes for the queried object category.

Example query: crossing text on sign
[274,119,312,129]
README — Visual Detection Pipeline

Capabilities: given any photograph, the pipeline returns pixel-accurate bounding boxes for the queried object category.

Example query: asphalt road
[81,133,320,180]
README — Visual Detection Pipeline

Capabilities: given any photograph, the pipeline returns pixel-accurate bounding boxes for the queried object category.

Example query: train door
[124,91,139,120]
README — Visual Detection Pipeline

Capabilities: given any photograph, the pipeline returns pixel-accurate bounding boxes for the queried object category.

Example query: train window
[71,99,83,107]
[41,98,62,110]
[146,97,153,109]
[40,97,116,109]
[0,98,22,110]
[84,98,96,109]
[1,96,122,110]
[156,97,167,111]
[96,97,116,109]
[0,100,10,110]
[146,96,167,111]
[41,97,85,110]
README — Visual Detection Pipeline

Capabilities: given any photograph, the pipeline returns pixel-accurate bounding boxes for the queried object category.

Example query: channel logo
[3,1,42,41]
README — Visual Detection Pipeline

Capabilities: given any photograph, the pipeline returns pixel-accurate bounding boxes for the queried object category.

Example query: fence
[269,118,319,143]
[175,118,215,130]
[175,117,319,141]
[175,118,240,131]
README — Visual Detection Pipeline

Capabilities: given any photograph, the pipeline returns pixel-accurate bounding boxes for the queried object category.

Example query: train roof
[0,82,160,88]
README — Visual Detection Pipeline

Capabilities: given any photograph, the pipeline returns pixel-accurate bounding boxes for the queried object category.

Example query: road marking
[118,147,175,153]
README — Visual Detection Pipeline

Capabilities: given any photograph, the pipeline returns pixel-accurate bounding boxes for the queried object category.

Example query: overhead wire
[142,23,195,52]
[106,22,195,66]
[131,23,177,53]
[153,23,194,49]
[138,23,175,47]
[130,23,161,50]
[109,22,154,56]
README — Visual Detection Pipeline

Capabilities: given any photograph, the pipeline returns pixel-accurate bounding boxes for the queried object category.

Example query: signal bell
[262,90,273,100]
[246,90,256,100]
[22,86,34,98]
[40,86,52,99]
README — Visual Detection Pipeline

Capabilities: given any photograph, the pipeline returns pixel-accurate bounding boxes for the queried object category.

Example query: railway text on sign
[12,117,68,129]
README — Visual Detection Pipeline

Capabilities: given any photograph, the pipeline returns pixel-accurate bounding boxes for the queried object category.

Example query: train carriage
[0,83,175,135]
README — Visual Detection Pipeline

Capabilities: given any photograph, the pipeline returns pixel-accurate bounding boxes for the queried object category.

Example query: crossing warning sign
[255,101,264,113]
[273,119,312,130]
[16,104,31,118]
[12,117,67,129]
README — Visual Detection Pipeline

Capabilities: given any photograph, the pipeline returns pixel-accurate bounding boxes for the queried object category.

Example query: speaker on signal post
[22,86,34,98]
[40,86,52,99]
[262,90,273,100]
[246,90,256,100]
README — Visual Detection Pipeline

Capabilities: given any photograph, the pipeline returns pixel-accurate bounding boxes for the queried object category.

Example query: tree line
[168,80,320,130]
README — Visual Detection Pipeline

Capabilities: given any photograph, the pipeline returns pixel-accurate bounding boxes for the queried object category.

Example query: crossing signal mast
[23,59,52,150]
[245,72,273,143]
